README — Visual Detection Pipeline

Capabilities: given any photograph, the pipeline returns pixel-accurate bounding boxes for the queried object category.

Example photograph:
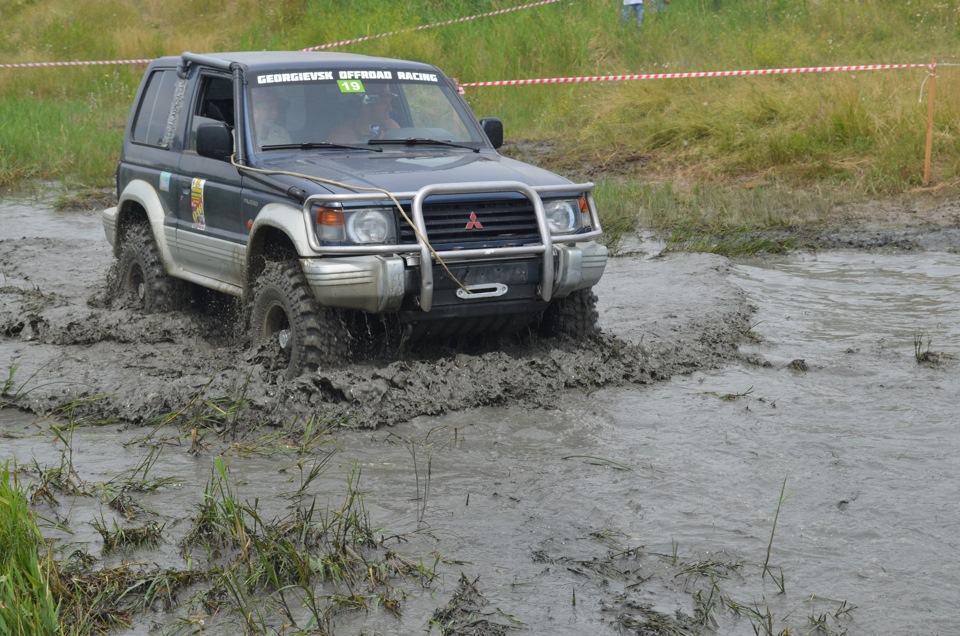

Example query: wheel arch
[246,202,315,293]
[115,200,149,249]
[245,224,301,297]
[114,180,173,266]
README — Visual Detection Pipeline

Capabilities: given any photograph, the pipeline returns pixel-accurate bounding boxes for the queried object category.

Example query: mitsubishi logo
[465,211,484,230]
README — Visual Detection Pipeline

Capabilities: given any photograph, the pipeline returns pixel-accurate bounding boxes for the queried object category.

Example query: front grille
[397,198,541,247]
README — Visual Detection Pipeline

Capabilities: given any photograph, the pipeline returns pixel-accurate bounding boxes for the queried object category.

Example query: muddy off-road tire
[117,224,182,312]
[249,260,351,378]
[538,288,600,339]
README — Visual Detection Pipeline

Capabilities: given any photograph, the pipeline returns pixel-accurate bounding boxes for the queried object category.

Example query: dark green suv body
[102,51,608,375]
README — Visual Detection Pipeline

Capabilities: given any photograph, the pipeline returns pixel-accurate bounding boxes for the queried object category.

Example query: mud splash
[0,202,751,428]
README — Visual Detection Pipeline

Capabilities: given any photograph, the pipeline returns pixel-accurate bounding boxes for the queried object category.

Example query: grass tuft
[914,333,956,364]
[0,462,60,635]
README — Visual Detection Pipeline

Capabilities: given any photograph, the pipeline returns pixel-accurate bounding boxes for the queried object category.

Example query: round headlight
[544,199,581,234]
[346,209,392,244]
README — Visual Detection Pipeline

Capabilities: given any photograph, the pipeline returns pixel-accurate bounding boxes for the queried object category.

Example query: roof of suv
[156,50,443,74]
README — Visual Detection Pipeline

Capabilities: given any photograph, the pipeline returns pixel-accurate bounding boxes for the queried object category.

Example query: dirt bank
[773,193,960,251]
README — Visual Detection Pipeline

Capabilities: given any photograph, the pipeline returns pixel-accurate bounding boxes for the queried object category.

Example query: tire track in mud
[1,231,753,428]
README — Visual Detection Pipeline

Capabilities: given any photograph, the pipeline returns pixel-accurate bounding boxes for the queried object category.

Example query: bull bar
[301,181,603,312]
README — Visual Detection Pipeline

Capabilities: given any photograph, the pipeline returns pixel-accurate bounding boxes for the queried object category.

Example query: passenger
[328,84,400,143]
[254,91,292,147]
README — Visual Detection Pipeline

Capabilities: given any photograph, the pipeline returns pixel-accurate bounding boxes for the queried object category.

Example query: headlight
[345,208,396,244]
[543,199,583,234]
[313,205,397,244]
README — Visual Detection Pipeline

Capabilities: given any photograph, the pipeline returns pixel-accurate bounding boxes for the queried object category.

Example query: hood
[251,149,575,198]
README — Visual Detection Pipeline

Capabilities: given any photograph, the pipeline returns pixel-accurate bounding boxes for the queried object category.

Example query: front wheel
[116,224,182,312]
[538,288,600,340]
[249,261,351,378]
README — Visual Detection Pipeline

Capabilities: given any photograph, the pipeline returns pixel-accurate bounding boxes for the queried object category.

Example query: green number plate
[337,80,365,93]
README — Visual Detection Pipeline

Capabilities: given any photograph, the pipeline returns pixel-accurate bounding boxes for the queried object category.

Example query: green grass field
[2,0,958,248]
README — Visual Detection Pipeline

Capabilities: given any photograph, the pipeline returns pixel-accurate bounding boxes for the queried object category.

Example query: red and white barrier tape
[302,0,560,51]
[459,63,935,88]
[0,58,152,70]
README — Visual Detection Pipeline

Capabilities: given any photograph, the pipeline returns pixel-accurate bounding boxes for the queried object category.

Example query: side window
[187,75,234,153]
[131,70,181,147]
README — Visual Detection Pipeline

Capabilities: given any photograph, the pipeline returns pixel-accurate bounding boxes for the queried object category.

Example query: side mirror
[196,122,234,161]
[479,117,503,149]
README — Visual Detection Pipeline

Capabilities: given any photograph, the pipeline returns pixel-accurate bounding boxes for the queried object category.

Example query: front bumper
[301,240,608,316]
[300,180,607,315]
[102,206,119,248]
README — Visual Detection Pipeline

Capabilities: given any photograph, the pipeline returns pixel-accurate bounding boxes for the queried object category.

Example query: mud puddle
[0,201,748,427]
[2,196,959,634]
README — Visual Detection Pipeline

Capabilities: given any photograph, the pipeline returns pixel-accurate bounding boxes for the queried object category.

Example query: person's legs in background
[621,3,643,28]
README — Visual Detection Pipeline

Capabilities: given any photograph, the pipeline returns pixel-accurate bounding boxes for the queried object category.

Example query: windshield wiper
[370,138,480,153]
[262,141,382,152]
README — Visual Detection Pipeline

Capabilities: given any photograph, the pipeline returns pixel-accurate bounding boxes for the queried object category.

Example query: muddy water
[581,251,960,635]
[1,196,959,634]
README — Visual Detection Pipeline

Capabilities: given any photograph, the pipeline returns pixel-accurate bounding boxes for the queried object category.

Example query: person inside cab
[328,84,400,143]
[254,90,292,147]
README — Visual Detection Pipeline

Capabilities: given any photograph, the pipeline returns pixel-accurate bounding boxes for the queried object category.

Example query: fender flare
[114,179,177,269]
[245,202,314,287]
[249,202,313,253]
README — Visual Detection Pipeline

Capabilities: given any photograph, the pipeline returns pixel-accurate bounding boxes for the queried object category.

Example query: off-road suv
[102,51,608,376]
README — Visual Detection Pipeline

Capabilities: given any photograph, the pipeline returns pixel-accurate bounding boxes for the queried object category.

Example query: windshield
[247,70,486,152]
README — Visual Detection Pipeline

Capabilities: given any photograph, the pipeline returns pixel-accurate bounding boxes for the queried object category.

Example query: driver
[328,84,400,143]
[254,90,292,147]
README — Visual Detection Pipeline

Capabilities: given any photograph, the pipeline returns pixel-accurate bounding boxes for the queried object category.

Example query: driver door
[175,72,246,288]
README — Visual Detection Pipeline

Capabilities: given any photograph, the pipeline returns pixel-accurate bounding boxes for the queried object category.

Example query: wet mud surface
[0,204,750,428]
[3,196,960,635]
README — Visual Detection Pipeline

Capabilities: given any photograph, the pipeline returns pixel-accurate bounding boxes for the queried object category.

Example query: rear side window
[131,69,182,147]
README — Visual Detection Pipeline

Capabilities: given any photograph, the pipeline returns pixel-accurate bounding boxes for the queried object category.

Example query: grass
[1,362,71,409]
[0,91,128,189]
[181,457,250,552]
[429,573,522,634]
[143,371,253,438]
[2,0,960,246]
[914,332,956,364]
[1,364,18,408]
[762,476,790,595]
[4,397,360,632]
[55,564,206,634]
[0,462,60,636]
[176,456,428,632]
[1,394,438,634]
[91,516,165,553]
[594,178,838,253]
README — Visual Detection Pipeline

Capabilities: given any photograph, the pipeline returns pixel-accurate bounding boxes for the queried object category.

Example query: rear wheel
[117,224,182,312]
[539,288,600,339]
[249,260,351,378]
